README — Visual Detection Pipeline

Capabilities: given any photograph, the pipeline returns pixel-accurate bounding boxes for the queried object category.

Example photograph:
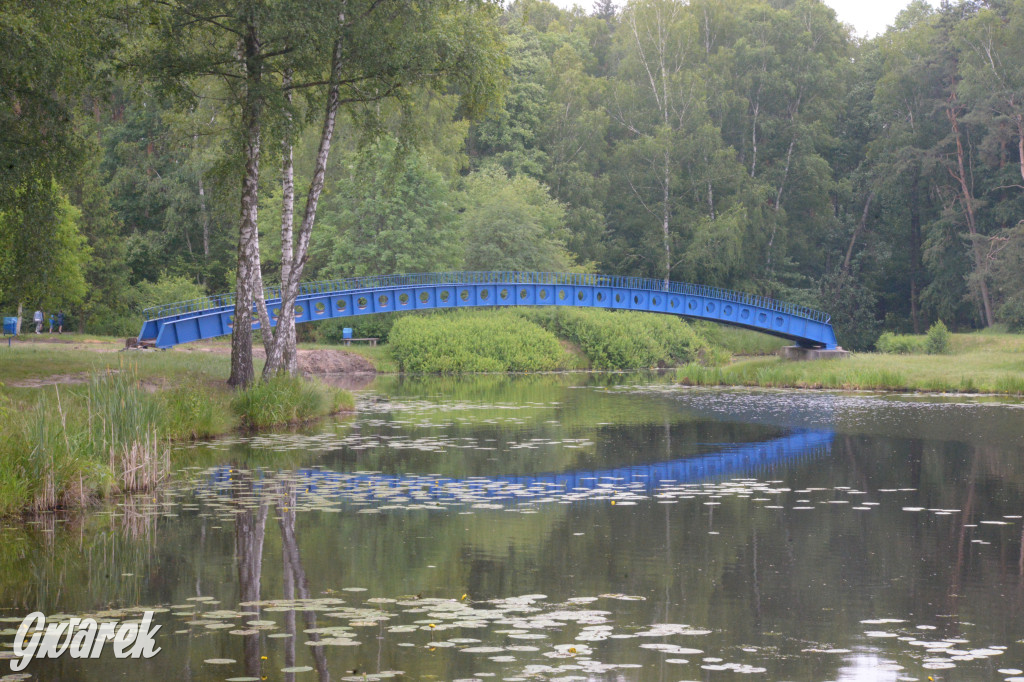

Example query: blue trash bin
[2,317,17,335]
[343,327,353,340]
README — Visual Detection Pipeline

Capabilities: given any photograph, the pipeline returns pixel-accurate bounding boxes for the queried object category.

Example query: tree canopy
[6,0,1024,354]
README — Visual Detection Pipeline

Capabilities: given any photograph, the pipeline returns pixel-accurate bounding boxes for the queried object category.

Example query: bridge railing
[142,271,831,324]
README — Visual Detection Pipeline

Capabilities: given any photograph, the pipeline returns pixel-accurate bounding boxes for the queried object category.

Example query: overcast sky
[546,1,940,38]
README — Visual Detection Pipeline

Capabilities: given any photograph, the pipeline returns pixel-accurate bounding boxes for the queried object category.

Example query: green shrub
[389,310,568,373]
[134,273,208,311]
[692,321,784,356]
[82,308,139,337]
[231,374,348,429]
[925,320,951,355]
[875,331,926,354]
[522,308,709,370]
[701,345,733,368]
[876,322,951,355]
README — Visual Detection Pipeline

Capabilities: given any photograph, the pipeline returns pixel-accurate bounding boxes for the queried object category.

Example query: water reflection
[201,428,834,504]
[234,475,268,678]
[1,373,1023,681]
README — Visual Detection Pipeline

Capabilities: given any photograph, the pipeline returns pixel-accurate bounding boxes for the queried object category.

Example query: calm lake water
[3,372,1024,681]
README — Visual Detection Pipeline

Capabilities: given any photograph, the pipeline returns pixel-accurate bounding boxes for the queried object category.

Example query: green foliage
[20,0,1024,342]
[0,181,89,311]
[388,310,568,373]
[132,273,207,311]
[876,332,925,355]
[0,0,107,217]
[471,28,550,178]
[702,345,734,368]
[315,315,401,345]
[0,367,169,514]
[997,296,1024,333]
[818,270,879,352]
[460,167,575,272]
[522,308,709,370]
[876,320,951,355]
[691,321,785,356]
[925,320,951,355]
[89,272,208,337]
[231,375,348,430]
[159,380,228,440]
[312,136,462,278]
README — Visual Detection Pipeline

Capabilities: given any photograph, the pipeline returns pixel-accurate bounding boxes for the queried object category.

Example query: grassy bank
[389,310,572,373]
[387,308,720,373]
[0,343,353,515]
[678,332,1024,394]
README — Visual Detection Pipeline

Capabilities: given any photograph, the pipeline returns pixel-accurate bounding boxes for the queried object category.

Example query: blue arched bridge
[139,271,838,350]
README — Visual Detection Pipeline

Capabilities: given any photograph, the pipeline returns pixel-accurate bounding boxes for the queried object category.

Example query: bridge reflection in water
[205,429,834,502]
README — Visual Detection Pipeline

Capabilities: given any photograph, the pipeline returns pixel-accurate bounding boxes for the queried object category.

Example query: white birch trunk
[228,17,264,389]
[264,29,345,378]
[262,72,296,378]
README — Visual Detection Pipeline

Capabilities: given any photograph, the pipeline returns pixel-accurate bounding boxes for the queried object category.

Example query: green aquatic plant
[231,374,349,429]
[159,380,230,440]
[0,367,170,513]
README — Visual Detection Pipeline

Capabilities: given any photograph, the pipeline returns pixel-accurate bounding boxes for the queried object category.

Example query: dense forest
[3,0,1024,353]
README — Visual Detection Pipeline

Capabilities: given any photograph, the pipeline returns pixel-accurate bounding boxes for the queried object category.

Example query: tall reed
[87,368,170,493]
[0,366,171,513]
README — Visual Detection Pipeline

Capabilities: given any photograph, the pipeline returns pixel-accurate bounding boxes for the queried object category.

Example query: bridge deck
[138,271,837,350]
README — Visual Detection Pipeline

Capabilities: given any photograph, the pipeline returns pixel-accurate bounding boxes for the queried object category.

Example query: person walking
[57,311,64,334]
[33,309,43,334]
[48,314,54,333]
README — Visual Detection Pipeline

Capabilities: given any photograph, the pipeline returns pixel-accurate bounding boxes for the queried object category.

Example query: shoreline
[2,329,1023,516]
[0,341,359,516]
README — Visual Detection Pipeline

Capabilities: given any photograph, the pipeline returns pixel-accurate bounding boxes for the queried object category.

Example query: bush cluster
[875,332,925,354]
[231,374,351,430]
[388,310,568,373]
[876,321,951,355]
[523,308,709,370]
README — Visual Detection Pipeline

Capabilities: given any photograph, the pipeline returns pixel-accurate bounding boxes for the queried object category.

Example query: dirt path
[178,345,377,375]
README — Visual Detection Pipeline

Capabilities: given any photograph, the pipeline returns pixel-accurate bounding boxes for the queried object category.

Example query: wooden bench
[342,337,378,346]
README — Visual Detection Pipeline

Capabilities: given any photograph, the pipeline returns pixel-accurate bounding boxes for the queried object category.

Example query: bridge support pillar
[779,346,850,361]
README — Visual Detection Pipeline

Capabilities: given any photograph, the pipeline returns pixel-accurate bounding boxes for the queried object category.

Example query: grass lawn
[678,332,1024,394]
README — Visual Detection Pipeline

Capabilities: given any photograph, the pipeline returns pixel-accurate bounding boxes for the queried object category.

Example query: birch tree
[256,1,504,379]
[136,0,504,387]
[610,0,703,286]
